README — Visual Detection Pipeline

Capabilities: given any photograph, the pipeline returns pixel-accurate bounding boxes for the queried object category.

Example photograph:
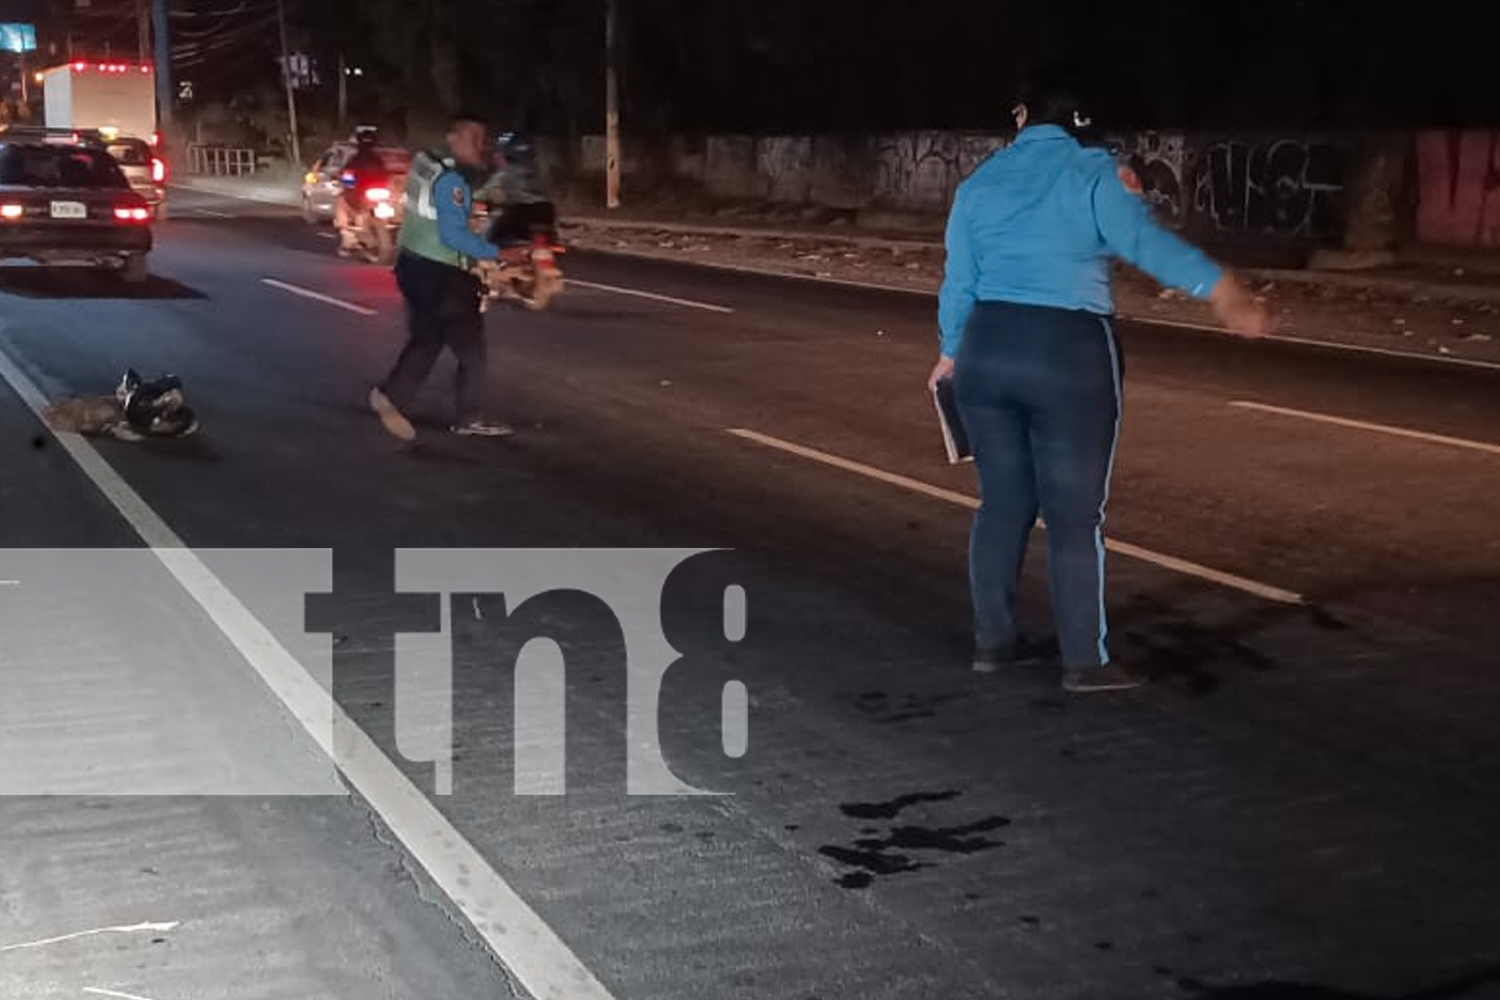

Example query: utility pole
[275,0,300,165]
[152,0,173,129]
[136,0,149,64]
[605,0,619,209]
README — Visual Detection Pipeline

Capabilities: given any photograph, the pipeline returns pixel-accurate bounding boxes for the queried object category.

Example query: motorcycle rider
[335,125,389,254]
[476,131,556,248]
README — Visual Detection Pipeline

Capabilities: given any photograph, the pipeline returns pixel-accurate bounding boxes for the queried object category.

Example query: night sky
[19,0,1500,134]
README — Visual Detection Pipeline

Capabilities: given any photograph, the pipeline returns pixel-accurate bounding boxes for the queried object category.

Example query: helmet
[353,124,379,148]
[496,131,535,166]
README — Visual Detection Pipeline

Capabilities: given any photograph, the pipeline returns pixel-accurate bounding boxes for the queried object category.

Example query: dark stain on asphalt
[821,791,1009,889]
[854,817,1010,856]
[840,790,961,820]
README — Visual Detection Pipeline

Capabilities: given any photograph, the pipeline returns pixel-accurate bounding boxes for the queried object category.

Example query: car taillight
[365,187,390,202]
[1,204,23,220]
[114,207,150,222]
[151,157,167,183]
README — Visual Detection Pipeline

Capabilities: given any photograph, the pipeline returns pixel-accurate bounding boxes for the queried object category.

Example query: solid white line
[727,427,1305,605]
[589,249,1500,372]
[192,208,235,218]
[0,345,622,1000]
[261,278,378,316]
[1,922,179,953]
[1230,400,1500,456]
[85,988,165,1000]
[569,278,734,313]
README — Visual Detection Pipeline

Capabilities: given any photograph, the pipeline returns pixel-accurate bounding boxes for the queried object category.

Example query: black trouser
[380,250,487,424]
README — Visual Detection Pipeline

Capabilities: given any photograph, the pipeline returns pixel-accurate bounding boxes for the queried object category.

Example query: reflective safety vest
[398,148,465,268]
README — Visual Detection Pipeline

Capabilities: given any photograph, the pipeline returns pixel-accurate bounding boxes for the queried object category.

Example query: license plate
[49,201,87,220]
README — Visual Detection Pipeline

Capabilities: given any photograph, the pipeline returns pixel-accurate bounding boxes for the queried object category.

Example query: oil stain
[821,814,1009,889]
[852,817,1010,856]
[840,790,961,821]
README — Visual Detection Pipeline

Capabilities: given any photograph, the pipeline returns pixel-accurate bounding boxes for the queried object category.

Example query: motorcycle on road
[336,171,402,266]
[469,198,566,312]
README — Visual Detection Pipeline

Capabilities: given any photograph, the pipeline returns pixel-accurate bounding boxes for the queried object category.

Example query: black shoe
[1062,663,1148,693]
[972,637,1051,673]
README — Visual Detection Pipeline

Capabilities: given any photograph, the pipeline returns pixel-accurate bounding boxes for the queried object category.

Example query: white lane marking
[316,231,336,240]
[260,278,377,316]
[727,427,1305,605]
[1230,400,1500,456]
[85,988,166,1000]
[0,346,622,1000]
[1,922,179,953]
[569,278,734,313]
[192,208,235,219]
[589,249,1500,372]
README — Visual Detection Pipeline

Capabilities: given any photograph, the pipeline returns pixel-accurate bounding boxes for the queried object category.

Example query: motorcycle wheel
[360,214,396,266]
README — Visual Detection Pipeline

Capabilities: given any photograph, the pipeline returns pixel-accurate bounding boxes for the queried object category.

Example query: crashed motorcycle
[336,171,401,266]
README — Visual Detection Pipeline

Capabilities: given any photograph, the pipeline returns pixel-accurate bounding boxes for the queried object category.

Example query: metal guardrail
[184,144,258,176]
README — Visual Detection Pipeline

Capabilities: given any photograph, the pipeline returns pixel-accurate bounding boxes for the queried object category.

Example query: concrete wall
[562,129,1362,251]
[1416,130,1500,249]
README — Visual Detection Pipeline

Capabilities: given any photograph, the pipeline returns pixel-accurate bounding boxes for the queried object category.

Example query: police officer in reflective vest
[930,85,1268,693]
[369,111,512,440]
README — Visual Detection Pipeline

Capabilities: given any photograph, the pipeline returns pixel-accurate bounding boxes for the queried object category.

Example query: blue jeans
[953,301,1123,671]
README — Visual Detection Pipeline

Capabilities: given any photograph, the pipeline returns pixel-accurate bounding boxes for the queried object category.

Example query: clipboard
[931,376,972,464]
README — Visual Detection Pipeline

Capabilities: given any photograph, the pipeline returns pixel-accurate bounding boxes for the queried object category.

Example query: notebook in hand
[931,376,972,464]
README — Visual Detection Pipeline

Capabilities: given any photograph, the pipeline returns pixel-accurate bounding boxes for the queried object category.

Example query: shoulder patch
[1117,164,1143,195]
[452,184,466,207]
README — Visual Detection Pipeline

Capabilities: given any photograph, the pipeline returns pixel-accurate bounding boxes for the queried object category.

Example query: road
[1,186,1498,1000]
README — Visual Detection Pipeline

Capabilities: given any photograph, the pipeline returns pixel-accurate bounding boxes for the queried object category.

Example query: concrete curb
[172,178,1500,314]
[564,215,1500,306]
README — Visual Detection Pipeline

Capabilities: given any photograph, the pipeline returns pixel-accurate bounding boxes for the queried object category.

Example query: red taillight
[114,206,150,222]
[151,157,166,183]
[1,204,24,220]
[364,187,390,202]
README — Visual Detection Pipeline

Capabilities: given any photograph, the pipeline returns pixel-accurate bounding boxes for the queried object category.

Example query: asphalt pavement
[1,186,1498,1000]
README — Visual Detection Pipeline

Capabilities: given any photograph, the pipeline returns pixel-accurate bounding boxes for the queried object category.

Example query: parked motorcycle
[337,172,401,266]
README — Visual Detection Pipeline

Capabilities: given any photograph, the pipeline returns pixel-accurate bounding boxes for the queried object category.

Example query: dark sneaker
[369,387,415,441]
[452,419,514,437]
[973,648,1009,673]
[973,637,1051,673]
[1062,663,1148,693]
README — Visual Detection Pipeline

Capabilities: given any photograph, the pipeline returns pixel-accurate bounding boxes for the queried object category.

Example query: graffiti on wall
[574,130,1352,245]
[1416,130,1500,248]
[756,137,813,202]
[1191,139,1346,238]
[1110,132,1190,225]
[871,132,1007,212]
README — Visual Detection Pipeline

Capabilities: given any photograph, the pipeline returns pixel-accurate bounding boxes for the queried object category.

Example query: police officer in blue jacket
[369,111,513,440]
[929,87,1268,693]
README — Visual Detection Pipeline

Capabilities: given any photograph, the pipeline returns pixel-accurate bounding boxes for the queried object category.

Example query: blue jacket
[937,125,1223,358]
[432,169,503,262]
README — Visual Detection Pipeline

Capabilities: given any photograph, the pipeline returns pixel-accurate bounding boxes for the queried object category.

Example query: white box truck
[41,60,158,144]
